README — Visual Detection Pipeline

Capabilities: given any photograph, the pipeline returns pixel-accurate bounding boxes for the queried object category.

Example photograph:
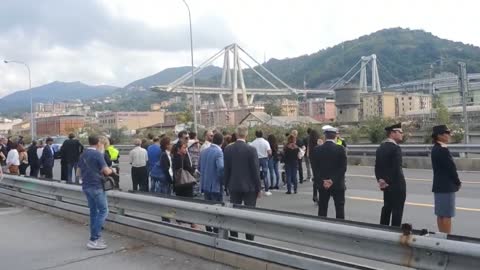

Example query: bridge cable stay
[376,59,403,85]
[237,46,297,94]
[328,58,363,90]
[239,58,280,90]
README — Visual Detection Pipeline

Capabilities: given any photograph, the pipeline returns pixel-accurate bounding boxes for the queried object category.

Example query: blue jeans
[67,162,79,183]
[204,191,223,232]
[151,176,172,195]
[259,158,270,192]
[204,191,223,203]
[285,163,298,193]
[268,158,280,188]
[84,188,109,241]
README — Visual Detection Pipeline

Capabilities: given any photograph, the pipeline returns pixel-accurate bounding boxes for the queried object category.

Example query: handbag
[174,155,197,187]
[82,157,115,191]
[297,147,305,159]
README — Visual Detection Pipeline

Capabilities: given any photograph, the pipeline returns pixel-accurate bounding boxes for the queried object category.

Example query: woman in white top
[6,142,20,175]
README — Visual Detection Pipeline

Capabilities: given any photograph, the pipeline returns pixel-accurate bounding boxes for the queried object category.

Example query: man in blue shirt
[198,133,224,233]
[147,137,161,189]
[78,135,112,250]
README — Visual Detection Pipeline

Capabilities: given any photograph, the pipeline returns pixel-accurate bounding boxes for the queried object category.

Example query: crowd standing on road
[0,120,466,249]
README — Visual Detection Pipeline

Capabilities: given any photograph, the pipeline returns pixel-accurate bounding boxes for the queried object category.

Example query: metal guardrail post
[217,202,231,240]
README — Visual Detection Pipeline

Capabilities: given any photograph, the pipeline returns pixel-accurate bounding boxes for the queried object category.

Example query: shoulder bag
[174,155,197,187]
[82,157,115,191]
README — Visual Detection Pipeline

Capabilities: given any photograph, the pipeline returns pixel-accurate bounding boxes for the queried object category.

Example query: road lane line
[346,174,480,184]
[346,196,480,212]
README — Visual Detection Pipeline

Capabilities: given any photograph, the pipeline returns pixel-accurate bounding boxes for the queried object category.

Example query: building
[0,119,23,136]
[239,112,321,128]
[12,121,31,137]
[97,111,165,131]
[200,106,265,127]
[35,115,85,137]
[299,98,336,122]
[396,93,432,116]
[279,99,298,117]
[360,92,397,120]
[360,92,432,120]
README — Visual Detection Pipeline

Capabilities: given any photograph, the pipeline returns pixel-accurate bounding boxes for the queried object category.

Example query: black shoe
[313,197,318,203]
[294,190,297,194]
[286,191,292,194]
[274,186,279,190]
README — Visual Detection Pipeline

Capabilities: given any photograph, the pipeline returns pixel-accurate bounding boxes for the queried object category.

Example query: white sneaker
[87,240,107,250]
[264,191,273,196]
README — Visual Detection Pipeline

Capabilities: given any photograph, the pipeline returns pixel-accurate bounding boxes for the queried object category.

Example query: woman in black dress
[431,125,461,234]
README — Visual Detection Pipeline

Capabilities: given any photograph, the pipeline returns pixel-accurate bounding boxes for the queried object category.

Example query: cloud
[0,0,234,51]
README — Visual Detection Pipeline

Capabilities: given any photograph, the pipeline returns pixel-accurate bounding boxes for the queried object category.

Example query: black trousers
[43,166,53,179]
[298,158,304,183]
[29,163,40,178]
[317,188,345,219]
[230,191,257,240]
[131,166,148,192]
[380,189,406,227]
[19,163,29,175]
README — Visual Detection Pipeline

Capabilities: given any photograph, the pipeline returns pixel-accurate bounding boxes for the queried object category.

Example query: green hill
[243,28,480,88]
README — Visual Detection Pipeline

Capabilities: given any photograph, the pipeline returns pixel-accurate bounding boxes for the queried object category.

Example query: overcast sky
[0,0,479,97]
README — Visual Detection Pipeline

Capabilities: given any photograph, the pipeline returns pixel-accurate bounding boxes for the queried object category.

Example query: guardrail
[114,144,480,156]
[1,175,480,270]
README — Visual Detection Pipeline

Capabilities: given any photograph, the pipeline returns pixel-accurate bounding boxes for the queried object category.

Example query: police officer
[106,139,120,188]
[375,123,406,227]
[311,126,347,219]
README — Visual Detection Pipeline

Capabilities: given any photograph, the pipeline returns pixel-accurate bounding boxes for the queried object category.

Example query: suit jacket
[431,143,461,193]
[224,140,261,193]
[40,145,55,168]
[310,141,347,190]
[60,139,84,163]
[198,144,224,193]
[375,141,406,192]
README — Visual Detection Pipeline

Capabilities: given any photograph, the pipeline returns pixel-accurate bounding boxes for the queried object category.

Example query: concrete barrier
[348,156,480,171]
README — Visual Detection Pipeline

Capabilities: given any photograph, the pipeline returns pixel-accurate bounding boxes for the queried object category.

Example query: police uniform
[374,123,406,227]
[311,126,347,219]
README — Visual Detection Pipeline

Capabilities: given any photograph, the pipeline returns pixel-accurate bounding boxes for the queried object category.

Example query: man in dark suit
[224,125,261,240]
[375,123,406,227]
[311,126,347,219]
[61,133,84,183]
[40,137,55,179]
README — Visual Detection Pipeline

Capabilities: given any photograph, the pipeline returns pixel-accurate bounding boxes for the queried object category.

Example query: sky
[0,0,479,97]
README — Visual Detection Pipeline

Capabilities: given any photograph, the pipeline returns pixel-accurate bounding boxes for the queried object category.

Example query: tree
[176,110,193,124]
[264,103,282,116]
[434,99,450,125]
[363,116,395,144]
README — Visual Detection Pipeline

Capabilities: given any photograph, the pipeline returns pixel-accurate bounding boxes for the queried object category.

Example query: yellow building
[360,92,397,120]
[360,92,432,120]
[97,111,165,131]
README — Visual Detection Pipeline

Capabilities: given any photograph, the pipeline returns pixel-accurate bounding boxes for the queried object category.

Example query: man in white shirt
[129,139,149,191]
[250,130,272,196]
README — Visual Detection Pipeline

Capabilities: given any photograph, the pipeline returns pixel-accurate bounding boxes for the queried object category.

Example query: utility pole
[458,62,469,144]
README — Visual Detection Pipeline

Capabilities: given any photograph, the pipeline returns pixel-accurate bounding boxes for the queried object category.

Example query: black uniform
[311,141,347,219]
[375,140,406,227]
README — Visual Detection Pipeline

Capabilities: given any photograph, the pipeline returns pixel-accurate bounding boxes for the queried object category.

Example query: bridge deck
[0,206,233,270]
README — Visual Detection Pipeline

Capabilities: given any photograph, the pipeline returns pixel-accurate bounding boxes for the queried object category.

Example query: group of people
[0,135,55,178]
[13,123,458,250]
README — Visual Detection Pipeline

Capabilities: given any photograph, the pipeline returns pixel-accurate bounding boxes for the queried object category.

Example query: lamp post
[4,60,34,140]
[181,0,197,133]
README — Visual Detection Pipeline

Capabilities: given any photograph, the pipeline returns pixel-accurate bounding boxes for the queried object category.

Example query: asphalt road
[51,157,480,238]
[0,206,233,270]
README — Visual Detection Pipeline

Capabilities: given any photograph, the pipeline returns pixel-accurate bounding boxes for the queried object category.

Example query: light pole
[4,60,35,141]
[182,0,197,133]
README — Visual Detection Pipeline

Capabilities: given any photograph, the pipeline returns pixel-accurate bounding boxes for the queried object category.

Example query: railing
[114,144,480,156]
[1,175,480,270]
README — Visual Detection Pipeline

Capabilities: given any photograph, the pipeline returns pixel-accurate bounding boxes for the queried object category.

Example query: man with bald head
[129,138,149,191]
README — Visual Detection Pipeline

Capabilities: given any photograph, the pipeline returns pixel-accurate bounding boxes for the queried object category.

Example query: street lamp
[182,0,197,133]
[4,60,35,140]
